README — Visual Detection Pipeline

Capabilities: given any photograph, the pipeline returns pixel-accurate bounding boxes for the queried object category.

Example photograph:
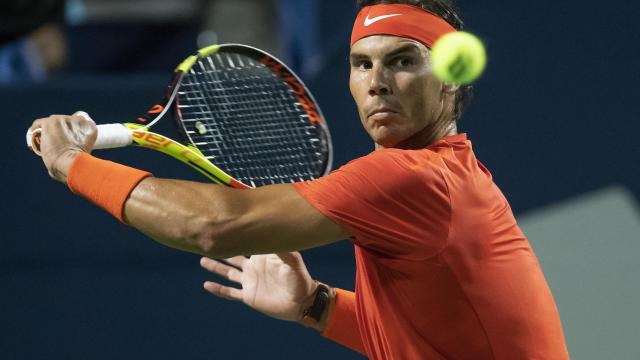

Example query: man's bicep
[230,183,350,254]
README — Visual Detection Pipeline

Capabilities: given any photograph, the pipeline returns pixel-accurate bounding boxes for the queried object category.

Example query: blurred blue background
[1,0,639,359]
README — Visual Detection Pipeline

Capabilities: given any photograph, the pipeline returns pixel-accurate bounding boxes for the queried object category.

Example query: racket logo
[137,104,165,123]
[148,104,164,114]
[130,130,250,189]
[260,56,322,125]
[132,131,172,148]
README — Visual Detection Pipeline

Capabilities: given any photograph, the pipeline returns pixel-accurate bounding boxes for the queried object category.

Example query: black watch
[303,283,330,322]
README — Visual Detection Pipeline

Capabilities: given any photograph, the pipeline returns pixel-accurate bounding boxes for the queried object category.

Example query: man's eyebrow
[385,43,423,58]
[349,43,422,62]
[349,52,369,62]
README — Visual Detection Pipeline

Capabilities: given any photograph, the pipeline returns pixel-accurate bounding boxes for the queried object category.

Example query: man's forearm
[121,177,346,258]
[61,151,347,259]
[123,177,246,258]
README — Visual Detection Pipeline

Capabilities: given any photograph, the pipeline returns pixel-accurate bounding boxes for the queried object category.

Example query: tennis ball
[431,31,486,85]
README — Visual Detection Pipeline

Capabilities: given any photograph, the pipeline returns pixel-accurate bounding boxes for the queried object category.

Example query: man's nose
[368,65,392,96]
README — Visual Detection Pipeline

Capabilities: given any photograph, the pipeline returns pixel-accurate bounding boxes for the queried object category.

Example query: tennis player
[32,0,569,358]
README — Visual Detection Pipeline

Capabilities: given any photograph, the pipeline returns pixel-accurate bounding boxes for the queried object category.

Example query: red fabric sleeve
[321,289,366,355]
[293,149,451,258]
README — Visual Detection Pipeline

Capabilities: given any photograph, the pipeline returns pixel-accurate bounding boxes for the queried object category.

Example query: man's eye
[395,57,413,67]
[356,60,372,69]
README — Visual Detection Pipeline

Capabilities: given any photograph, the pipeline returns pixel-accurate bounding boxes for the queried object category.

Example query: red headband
[351,4,456,48]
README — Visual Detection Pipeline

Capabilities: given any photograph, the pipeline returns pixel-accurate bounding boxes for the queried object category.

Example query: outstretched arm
[31,114,349,258]
[122,178,345,258]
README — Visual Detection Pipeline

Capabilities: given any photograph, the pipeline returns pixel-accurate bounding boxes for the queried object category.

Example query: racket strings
[177,51,326,187]
[199,57,316,181]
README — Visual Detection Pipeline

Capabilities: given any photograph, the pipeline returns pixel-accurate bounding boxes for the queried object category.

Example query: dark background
[1,0,639,359]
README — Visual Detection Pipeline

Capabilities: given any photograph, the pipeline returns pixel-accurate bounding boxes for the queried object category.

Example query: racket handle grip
[26,123,133,155]
[94,124,134,149]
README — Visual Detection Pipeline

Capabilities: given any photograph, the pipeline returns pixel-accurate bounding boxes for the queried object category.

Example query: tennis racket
[26,44,333,189]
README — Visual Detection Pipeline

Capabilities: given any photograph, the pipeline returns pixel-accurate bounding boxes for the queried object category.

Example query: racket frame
[27,44,332,189]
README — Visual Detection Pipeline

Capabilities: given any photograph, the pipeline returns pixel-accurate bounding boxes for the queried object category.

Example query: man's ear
[440,83,459,107]
[442,83,460,95]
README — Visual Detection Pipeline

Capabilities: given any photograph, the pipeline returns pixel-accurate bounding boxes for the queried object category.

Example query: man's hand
[200,252,321,323]
[30,112,97,183]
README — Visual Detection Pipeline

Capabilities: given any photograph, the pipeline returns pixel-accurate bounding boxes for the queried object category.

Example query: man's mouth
[367,107,398,122]
[368,108,399,121]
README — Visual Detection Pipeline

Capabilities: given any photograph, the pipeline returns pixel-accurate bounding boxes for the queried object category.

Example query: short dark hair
[356,0,473,124]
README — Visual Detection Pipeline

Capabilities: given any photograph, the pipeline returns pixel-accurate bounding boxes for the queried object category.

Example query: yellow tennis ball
[431,31,487,85]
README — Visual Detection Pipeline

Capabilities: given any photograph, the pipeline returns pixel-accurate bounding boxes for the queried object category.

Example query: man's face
[349,35,452,149]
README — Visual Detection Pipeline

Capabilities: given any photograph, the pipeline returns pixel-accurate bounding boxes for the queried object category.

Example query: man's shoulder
[334,148,448,190]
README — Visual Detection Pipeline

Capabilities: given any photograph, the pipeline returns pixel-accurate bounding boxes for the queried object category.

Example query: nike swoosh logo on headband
[364,13,402,26]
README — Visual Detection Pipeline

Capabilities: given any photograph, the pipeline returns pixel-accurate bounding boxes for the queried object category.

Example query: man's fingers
[200,257,242,283]
[224,256,248,269]
[30,118,46,132]
[72,111,94,123]
[203,281,243,302]
[30,116,64,137]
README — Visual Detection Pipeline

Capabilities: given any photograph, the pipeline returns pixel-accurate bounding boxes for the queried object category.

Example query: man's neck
[375,122,458,151]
